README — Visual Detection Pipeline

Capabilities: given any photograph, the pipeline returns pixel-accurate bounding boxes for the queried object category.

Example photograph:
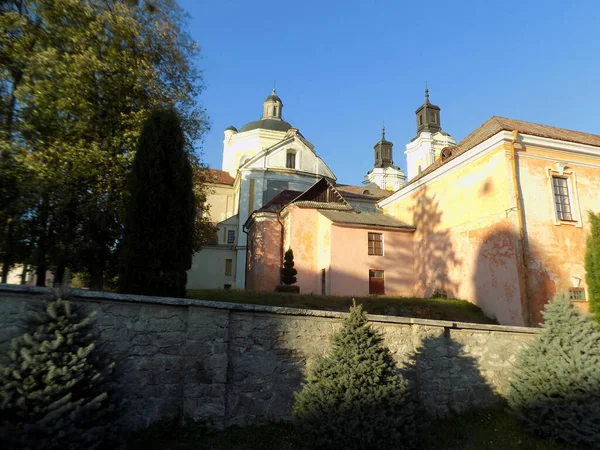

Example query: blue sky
[181,0,600,185]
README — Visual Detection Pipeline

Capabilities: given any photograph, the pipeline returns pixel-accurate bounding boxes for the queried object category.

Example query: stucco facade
[246,183,415,296]
[381,117,600,326]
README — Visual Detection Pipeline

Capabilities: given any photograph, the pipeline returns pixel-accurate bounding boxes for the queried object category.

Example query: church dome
[239,89,292,133]
[239,118,293,133]
[225,125,238,132]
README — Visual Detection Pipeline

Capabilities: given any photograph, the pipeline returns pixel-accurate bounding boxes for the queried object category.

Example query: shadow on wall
[473,227,547,327]
[410,186,461,297]
[403,330,500,418]
[225,311,305,426]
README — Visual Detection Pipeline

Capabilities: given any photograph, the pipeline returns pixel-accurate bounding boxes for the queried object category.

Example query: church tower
[363,124,406,191]
[404,86,455,180]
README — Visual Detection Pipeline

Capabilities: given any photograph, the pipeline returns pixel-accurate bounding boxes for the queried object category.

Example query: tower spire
[425,80,429,102]
[382,120,386,140]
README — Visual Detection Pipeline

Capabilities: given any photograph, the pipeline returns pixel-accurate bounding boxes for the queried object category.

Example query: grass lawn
[128,407,582,450]
[186,289,498,325]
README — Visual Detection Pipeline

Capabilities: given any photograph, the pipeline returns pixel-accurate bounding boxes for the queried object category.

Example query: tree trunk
[89,252,104,291]
[1,219,14,283]
[54,262,66,287]
[35,196,50,287]
[20,263,28,285]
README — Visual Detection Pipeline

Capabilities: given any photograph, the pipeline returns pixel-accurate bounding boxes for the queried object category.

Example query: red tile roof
[403,116,600,190]
[205,169,235,186]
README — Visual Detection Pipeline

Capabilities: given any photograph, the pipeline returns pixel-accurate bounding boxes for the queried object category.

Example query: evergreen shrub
[585,211,600,323]
[507,292,600,447]
[281,248,297,285]
[293,302,419,449]
[0,298,118,449]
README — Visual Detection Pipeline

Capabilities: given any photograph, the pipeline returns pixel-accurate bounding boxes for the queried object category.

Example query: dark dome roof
[225,125,238,132]
[265,93,282,103]
[239,118,293,133]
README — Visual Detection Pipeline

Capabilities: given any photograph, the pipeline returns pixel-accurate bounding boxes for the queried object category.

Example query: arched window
[239,155,249,167]
[286,150,296,169]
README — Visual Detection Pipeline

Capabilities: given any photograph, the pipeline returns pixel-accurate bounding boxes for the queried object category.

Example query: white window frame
[547,163,582,228]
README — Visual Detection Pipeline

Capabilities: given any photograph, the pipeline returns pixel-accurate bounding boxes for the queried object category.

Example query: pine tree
[0,298,118,449]
[507,292,600,447]
[293,302,419,450]
[281,248,297,285]
[585,211,600,323]
[119,107,196,298]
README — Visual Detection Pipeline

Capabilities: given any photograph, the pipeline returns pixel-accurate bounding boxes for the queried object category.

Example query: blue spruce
[507,292,600,447]
[293,302,419,449]
[0,298,118,449]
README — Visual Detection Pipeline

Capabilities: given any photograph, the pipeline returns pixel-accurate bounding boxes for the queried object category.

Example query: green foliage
[507,292,600,447]
[585,211,600,323]
[119,107,196,298]
[0,298,118,449]
[281,248,297,285]
[293,302,419,450]
[0,0,211,288]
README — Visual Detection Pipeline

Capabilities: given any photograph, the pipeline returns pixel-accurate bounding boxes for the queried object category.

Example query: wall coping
[0,284,539,335]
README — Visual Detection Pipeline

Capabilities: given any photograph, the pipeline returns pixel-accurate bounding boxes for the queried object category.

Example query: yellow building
[380,116,600,326]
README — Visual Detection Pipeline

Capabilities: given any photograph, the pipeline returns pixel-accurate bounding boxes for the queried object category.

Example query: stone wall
[0,285,537,429]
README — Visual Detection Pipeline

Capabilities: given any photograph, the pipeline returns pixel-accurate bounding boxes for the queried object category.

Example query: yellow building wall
[383,144,527,325]
[515,142,600,323]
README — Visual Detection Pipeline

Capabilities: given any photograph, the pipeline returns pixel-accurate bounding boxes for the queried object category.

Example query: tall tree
[585,211,600,323]
[119,107,195,298]
[0,0,211,289]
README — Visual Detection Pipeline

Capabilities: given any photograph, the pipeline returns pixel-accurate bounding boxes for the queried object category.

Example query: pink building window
[368,233,383,256]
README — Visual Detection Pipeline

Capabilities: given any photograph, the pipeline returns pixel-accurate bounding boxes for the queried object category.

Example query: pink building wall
[329,225,415,296]
[246,215,282,292]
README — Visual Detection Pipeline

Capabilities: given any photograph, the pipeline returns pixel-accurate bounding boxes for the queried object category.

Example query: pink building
[245,179,415,296]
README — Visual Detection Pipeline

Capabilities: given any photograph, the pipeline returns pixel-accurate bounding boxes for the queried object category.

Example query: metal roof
[318,210,415,229]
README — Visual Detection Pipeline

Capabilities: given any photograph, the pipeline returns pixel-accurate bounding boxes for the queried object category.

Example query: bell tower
[404,85,455,180]
[262,89,283,120]
[364,124,406,191]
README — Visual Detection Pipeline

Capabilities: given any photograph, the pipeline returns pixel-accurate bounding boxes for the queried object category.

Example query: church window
[419,115,423,125]
[286,151,296,169]
[552,176,573,221]
[227,230,235,244]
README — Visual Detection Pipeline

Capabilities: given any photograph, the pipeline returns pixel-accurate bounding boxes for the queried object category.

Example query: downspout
[242,222,249,290]
[276,210,285,284]
[509,130,532,326]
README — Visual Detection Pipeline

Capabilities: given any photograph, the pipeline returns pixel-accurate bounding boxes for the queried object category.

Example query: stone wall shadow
[409,186,461,298]
[225,310,305,427]
[403,330,501,418]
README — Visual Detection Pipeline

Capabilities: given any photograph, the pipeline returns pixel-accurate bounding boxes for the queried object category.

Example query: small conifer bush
[293,302,419,450]
[507,292,600,447]
[281,248,297,285]
[0,298,118,449]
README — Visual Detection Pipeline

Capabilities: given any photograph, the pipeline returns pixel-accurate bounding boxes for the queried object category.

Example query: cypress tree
[507,292,600,447]
[281,248,297,285]
[119,107,196,298]
[585,211,600,323]
[293,302,419,450]
[0,298,118,449]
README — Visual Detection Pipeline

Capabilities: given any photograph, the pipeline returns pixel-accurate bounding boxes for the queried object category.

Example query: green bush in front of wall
[507,292,600,447]
[293,301,419,449]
